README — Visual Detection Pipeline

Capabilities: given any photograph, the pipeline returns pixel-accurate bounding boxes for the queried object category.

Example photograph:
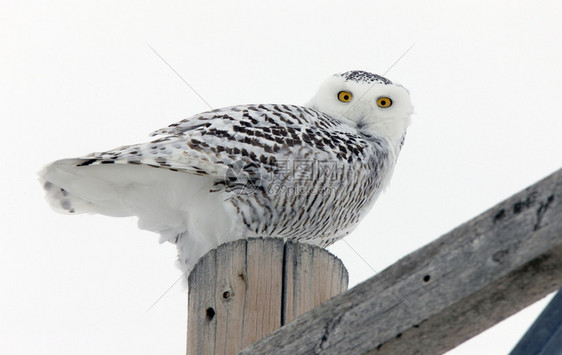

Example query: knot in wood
[492,249,509,264]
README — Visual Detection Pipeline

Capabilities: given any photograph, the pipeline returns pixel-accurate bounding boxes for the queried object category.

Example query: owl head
[307,70,413,153]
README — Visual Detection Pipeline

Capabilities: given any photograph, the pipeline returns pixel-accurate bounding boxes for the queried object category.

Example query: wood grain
[186,238,347,355]
[283,241,349,324]
[241,167,562,354]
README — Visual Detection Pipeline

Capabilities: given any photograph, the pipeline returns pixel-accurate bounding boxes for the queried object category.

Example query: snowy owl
[41,70,413,273]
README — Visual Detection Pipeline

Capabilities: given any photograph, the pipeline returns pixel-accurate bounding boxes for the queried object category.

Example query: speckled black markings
[398,133,407,152]
[76,159,97,167]
[68,101,396,246]
[338,70,393,85]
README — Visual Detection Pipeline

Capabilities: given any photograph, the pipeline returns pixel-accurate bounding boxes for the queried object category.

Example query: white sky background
[2,1,562,354]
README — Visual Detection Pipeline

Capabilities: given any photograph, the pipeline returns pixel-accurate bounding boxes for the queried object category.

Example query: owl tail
[39,158,207,238]
[39,158,238,273]
[39,158,136,217]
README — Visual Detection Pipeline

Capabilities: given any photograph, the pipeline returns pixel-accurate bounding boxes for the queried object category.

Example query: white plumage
[40,70,413,273]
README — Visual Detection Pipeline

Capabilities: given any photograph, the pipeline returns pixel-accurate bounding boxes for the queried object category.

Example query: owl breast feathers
[40,70,413,272]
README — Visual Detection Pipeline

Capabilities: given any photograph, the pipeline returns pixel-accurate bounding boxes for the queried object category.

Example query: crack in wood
[315,313,344,353]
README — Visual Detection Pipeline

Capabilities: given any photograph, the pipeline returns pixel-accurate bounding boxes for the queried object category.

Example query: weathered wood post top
[186,238,348,355]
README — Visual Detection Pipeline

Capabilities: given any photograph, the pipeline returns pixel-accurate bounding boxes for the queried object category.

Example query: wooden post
[186,238,348,355]
[241,167,562,354]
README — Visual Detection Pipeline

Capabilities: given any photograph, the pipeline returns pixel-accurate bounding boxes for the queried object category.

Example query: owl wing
[40,103,373,240]
[40,103,383,271]
[72,103,367,181]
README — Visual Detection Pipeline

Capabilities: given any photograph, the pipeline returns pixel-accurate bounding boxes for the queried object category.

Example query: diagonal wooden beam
[241,167,562,354]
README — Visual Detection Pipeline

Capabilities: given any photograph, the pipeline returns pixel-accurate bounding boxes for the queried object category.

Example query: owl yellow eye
[338,91,352,102]
[377,97,392,108]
